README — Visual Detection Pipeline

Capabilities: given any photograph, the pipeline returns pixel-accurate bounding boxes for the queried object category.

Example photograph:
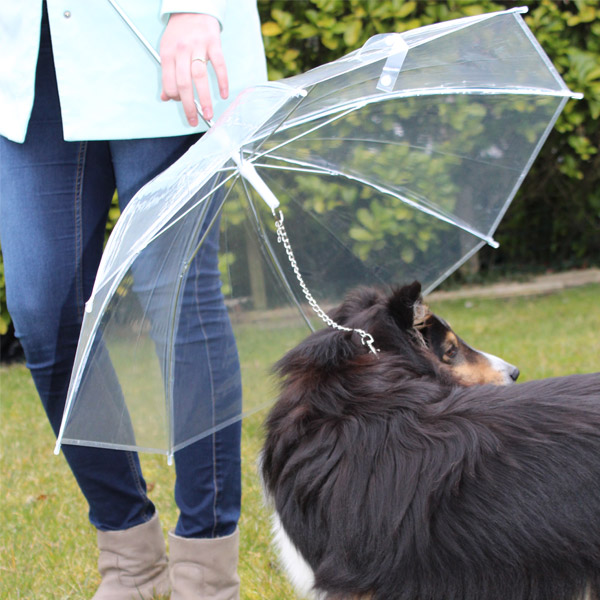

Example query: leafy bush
[488,0,600,270]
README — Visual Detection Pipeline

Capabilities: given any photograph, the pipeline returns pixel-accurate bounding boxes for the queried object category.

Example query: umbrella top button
[64,10,71,18]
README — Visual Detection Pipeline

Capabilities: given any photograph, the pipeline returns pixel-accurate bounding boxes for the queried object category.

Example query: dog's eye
[444,345,458,360]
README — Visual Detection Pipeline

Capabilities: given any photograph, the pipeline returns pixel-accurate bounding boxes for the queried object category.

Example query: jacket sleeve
[160,1,226,29]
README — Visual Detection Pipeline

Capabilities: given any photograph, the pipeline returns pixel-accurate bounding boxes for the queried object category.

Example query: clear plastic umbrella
[55,6,581,460]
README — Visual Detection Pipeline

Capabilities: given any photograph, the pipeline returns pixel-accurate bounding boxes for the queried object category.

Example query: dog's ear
[387,281,423,330]
[274,328,358,376]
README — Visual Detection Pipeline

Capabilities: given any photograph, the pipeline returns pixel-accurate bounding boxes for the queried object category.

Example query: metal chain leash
[273,210,379,356]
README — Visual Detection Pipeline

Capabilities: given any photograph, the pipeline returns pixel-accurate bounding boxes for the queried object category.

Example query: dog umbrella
[55,6,580,460]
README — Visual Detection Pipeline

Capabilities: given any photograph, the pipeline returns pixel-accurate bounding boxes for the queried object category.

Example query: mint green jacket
[0,0,266,142]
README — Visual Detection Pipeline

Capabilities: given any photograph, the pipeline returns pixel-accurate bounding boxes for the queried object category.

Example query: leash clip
[359,331,380,357]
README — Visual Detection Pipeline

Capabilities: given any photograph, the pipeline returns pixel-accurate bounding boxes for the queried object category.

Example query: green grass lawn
[1,284,599,599]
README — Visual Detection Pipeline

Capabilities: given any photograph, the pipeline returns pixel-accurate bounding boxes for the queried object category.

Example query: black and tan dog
[261,282,600,600]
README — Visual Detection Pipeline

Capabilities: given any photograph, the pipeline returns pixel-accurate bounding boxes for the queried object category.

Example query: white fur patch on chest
[271,512,322,599]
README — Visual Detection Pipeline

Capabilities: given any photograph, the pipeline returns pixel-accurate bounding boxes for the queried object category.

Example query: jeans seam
[74,142,87,319]
[193,259,219,537]
[126,451,152,521]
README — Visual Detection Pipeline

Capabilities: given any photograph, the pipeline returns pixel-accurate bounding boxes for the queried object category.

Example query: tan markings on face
[449,357,509,386]
[420,311,516,386]
[440,330,508,386]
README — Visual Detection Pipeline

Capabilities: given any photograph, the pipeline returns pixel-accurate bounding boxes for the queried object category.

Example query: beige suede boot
[92,513,170,600]
[168,529,241,600]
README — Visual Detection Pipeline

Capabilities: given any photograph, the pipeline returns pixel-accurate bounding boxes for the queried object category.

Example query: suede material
[168,529,240,600]
[93,513,170,600]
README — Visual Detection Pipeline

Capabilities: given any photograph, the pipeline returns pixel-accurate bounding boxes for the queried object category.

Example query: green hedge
[1,1,598,334]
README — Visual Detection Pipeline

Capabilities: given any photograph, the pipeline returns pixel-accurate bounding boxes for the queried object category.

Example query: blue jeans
[0,7,241,537]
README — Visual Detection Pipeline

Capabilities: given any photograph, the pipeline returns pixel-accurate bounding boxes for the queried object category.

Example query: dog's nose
[510,366,520,382]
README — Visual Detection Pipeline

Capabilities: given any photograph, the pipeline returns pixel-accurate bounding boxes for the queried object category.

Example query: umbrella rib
[252,154,499,248]
[246,162,335,177]
[170,400,276,455]
[423,239,487,295]
[254,153,455,223]
[139,174,237,251]
[241,85,578,192]
[309,57,568,110]
[93,171,238,290]
[247,104,362,166]
[271,135,522,173]
[488,95,571,238]
[164,195,216,458]
[248,86,577,153]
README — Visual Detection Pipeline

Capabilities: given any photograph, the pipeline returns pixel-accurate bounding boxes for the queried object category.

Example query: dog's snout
[481,351,520,385]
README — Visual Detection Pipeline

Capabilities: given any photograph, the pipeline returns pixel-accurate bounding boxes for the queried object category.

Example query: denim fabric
[0,7,241,537]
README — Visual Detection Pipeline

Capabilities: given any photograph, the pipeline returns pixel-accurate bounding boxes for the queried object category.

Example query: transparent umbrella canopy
[55,7,581,460]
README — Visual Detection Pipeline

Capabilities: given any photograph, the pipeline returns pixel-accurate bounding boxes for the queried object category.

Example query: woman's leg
[110,143,242,540]
[0,6,153,532]
[170,213,242,539]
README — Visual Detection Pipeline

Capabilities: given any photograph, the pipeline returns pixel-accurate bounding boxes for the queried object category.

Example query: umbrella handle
[106,0,213,128]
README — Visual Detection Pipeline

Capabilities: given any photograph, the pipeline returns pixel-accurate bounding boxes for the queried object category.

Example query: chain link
[274,210,379,356]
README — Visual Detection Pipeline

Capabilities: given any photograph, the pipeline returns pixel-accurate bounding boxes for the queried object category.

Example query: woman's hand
[160,13,229,126]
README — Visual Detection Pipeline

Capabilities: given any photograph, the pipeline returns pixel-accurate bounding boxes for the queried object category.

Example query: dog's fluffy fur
[261,283,600,600]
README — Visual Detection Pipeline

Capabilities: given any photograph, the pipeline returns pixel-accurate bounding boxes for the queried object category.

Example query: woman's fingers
[189,57,210,123]
[160,13,229,126]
